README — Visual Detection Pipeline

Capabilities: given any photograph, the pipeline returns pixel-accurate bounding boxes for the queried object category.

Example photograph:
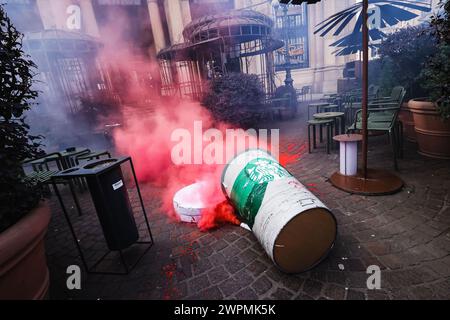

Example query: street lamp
[271,0,294,87]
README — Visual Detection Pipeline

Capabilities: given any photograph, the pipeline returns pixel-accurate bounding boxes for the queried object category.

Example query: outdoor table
[321,104,339,112]
[313,111,345,136]
[333,134,362,176]
[308,102,329,120]
[307,119,334,154]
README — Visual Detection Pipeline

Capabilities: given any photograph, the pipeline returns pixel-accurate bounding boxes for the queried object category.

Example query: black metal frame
[274,4,310,71]
[51,157,154,275]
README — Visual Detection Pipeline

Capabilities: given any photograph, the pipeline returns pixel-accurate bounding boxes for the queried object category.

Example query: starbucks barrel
[221,150,337,273]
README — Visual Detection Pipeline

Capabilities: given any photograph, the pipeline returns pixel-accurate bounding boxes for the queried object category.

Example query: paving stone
[207,266,230,285]
[246,260,267,276]
[224,256,246,274]
[196,286,224,300]
[251,276,273,295]
[323,284,346,300]
[211,239,228,251]
[408,285,435,300]
[188,274,211,293]
[219,278,245,296]
[294,293,314,300]
[235,288,258,300]
[223,232,240,244]
[235,237,251,250]
[265,266,284,282]
[270,288,293,300]
[346,272,368,289]
[209,252,228,266]
[302,279,323,298]
[326,271,348,285]
[221,245,241,258]
[366,290,390,300]
[279,275,304,292]
[199,234,216,246]
[238,248,259,265]
[346,289,366,300]
[232,269,254,287]
[192,258,213,276]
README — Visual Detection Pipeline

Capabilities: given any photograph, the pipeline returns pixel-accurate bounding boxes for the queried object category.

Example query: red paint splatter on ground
[162,262,180,300]
[178,241,198,263]
[306,183,323,196]
[279,142,307,167]
[162,241,199,299]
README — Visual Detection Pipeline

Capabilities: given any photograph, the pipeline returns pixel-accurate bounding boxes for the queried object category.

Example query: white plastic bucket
[173,182,225,223]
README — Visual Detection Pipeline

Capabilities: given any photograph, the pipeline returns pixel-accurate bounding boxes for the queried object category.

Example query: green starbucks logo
[230,158,291,228]
[245,158,290,183]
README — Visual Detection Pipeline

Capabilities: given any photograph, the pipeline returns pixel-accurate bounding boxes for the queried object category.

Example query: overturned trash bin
[221,150,337,273]
[52,156,153,275]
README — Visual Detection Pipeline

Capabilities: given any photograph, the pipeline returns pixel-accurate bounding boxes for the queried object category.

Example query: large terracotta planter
[0,201,51,299]
[408,99,450,159]
[398,102,416,142]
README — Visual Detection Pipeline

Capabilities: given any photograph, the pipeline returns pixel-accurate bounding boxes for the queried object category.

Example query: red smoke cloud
[96,9,289,231]
[93,9,241,230]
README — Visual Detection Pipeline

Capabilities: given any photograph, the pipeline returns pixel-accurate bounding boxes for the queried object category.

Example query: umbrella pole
[362,0,369,178]
[329,0,403,195]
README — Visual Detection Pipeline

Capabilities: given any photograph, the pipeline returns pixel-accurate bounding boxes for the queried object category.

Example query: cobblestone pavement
[46,102,450,300]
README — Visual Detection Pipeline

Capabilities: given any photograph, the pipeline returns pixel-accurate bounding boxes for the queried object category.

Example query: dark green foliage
[0,5,42,232]
[421,0,450,119]
[77,94,121,129]
[376,25,437,99]
[202,73,265,128]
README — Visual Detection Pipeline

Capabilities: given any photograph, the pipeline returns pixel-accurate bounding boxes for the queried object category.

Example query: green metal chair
[345,86,405,126]
[347,103,403,170]
[22,152,79,202]
[367,86,405,104]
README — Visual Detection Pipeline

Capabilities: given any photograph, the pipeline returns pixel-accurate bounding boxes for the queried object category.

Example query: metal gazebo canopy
[157,9,284,99]
[281,0,403,195]
[23,29,104,114]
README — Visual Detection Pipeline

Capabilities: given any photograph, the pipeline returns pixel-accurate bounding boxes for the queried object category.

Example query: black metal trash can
[52,156,153,274]
[84,160,139,250]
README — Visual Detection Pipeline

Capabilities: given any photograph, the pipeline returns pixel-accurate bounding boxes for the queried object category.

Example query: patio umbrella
[315,0,431,38]
[330,28,386,56]
[282,0,409,194]
[316,0,431,57]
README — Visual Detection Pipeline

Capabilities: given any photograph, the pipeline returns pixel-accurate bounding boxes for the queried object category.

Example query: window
[274,5,309,70]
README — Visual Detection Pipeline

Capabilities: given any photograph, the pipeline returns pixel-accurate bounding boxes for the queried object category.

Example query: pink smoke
[95,9,280,230]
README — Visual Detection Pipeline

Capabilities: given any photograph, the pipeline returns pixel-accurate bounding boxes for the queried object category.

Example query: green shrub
[0,5,42,233]
[421,0,450,119]
[202,73,265,127]
[376,25,437,99]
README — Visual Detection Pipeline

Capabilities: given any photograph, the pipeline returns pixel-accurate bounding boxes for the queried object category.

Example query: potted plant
[409,0,450,159]
[376,25,437,142]
[0,5,50,299]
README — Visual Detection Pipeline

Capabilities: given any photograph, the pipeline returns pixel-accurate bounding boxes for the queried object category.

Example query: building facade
[4,0,437,98]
